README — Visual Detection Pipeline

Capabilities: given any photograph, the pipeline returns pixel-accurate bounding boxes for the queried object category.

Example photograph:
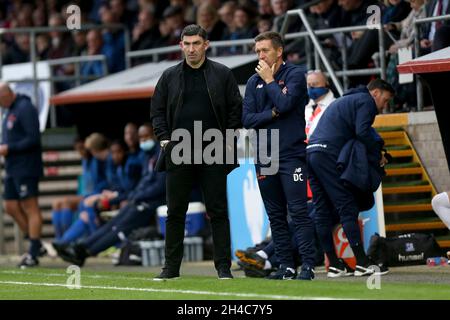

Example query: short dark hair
[254,31,284,49]
[181,24,207,41]
[367,78,395,95]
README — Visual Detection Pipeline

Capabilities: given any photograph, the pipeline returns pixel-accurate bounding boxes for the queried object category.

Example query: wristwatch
[160,140,170,150]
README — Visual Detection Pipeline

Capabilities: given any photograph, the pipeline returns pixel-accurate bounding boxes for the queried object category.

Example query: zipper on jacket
[203,70,223,132]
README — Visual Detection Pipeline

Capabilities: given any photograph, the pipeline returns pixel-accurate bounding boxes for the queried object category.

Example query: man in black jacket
[0,82,44,268]
[150,24,242,280]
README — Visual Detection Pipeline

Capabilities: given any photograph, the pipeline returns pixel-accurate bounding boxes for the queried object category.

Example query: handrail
[287,8,344,95]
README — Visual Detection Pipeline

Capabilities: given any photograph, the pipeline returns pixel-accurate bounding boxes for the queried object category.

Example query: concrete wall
[406,111,450,192]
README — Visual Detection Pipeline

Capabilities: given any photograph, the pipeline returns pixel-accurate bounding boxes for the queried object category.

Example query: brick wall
[406,112,450,192]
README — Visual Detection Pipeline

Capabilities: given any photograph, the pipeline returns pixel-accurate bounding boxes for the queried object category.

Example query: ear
[179,41,183,49]
[277,46,283,59]
[204,40,210,50]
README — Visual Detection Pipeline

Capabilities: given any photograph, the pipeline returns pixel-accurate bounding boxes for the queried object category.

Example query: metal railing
[0,23,128,125]
[127,16,388,97]
[413,14,450,111]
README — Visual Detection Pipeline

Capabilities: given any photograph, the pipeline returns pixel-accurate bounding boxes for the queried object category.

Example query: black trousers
[165,163,231,271]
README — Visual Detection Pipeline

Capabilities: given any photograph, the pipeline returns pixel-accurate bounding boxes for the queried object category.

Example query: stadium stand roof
[397,46,450,74]
[50,54,258,105]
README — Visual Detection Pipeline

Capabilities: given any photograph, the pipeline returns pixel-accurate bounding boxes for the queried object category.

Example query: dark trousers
[257,157,315,269]
[83,200,162,255]
[307,151,363,253]
[165,164,231,271]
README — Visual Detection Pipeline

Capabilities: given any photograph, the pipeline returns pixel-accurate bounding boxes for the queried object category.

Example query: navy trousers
[257,157,316,269]
[307,151,363,253]
[83,200,163,255]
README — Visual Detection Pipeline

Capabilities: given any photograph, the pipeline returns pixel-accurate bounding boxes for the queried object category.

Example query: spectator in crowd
[382,0,411,25]
[242,32,316,280]
[257,15,273,34]
[52,138,93,240]
[171,0,196,23]
[80,30,108,82]
[271,0,301,33]
[99,4,126,73]
[36,33,50,60]
[307,79,394,277]
[32,6,47,27]
[55,124,165,267]
[152,18,172,49]
[110,0,137,31]
[432,191,450,231]
[72,30,87,57]
[123,122,143,164]
[150,25,242,280]
[420,0,450,52]
[223,5,258,54]
[47,13,75,92]
[54,138,143,248]
[258,0,275,16]
[163,5,188,45]
[218,1,238,41]
[196,2,226,41]
[131,4,161,65]
[2,33,30,65]
[385,0,426,111]
[0,82,44,268]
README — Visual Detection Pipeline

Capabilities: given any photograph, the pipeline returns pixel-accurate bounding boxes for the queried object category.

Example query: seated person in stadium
[123,122,143,168]
[53,139,142,246]
[432,191,450,231]
[52,136,108,240]
[55,124,166,267]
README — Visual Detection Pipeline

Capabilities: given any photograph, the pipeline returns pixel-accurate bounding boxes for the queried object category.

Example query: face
[124,124,139,149]
[271,0,288,16]
[310,0,334,14]
[307,72,327,88]
[259,0,273,15]
[198,8,214,28]
[91,149,109,161]
[255,39,282,68]
[111,144,126,165]
[180,34,209,65]
[410,0,424,11]
[371,89,393,113]
[234,9,248,29]
[218,4,235,26]
[138,126,154,143]
[87,31,102,52]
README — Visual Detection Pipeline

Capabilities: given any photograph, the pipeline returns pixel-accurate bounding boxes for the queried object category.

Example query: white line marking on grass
[0,280,351,300]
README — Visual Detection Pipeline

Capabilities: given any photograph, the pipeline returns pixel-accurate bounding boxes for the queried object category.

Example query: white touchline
[0,280,353,300]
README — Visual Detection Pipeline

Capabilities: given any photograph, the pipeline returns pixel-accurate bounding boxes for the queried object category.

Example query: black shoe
[237,261,271,278]
[57,243,87,267]
[217,268,233,280]
[18,254,39,269]
[327,259,354,278]
[297,265,315,281]
[266,267,297,280]
[235,249,266,270]
[153,267,180,281]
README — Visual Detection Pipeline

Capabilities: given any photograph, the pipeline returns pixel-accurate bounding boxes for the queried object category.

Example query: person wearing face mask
[56,124,166,267]
[307,79,395,278]
[304,71,336,142]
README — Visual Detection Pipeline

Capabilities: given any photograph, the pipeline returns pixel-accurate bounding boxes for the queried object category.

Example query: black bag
[367,233,442,267]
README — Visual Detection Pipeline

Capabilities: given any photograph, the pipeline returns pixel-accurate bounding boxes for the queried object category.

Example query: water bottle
[426,257,449,266]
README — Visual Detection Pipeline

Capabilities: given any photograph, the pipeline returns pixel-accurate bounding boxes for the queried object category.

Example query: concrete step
[385,167,423,176]
[384,203,432,213]
[386,219,447,232]
[383,185,432,194]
